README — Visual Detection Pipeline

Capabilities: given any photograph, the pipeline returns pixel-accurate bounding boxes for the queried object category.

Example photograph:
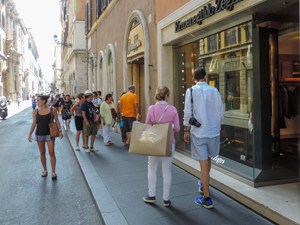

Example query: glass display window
[175,21,254,179]
[226,72,241,110]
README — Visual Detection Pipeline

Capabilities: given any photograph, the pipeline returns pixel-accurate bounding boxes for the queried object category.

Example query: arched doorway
[123,10,150,121]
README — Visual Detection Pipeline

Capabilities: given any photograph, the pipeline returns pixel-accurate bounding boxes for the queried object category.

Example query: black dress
[62,100,73,120]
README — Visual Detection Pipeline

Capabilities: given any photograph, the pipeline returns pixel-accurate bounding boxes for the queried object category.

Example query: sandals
[41,170,57,180]
[41,170,48,177]
[52,173,57,180]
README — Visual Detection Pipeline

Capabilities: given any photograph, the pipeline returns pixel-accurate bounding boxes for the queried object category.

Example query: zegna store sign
[175,0,243,32]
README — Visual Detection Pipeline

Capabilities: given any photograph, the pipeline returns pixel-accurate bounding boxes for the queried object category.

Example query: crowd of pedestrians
[26,67,224,210]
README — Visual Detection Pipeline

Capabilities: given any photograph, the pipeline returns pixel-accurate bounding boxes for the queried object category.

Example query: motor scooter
[0,96,8,119]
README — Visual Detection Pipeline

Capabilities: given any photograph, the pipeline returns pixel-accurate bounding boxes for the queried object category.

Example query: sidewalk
[64,121,274,225]
[6,100,32,118]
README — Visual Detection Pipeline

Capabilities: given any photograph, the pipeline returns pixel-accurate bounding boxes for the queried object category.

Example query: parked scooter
[0,96,8,119]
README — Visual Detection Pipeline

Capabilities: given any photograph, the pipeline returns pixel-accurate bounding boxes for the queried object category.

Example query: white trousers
[102,124,112,143]
[147,144,175,201]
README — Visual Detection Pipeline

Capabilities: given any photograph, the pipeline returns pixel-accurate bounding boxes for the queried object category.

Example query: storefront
[123,10,151,121]
[158,0,299,186]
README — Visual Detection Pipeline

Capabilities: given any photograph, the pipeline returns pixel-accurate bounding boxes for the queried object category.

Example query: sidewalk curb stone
[64,126,128,225]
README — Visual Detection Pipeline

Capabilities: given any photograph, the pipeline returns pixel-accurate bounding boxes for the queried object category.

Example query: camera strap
[189,87,194,117]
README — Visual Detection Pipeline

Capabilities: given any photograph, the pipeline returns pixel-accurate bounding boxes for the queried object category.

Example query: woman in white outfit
[143,86,180,207]
[100,93,115,146]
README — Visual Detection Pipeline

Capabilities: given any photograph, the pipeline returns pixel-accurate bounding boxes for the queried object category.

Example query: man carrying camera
[183,67,224,209]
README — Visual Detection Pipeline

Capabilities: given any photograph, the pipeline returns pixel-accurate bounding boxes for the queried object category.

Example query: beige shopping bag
[129,121,172,156]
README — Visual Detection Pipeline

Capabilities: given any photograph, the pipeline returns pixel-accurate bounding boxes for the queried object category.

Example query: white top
[183,82,224,138]
[93,97,102,107]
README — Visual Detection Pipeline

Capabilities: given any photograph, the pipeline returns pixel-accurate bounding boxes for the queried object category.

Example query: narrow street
[0,106,102,225]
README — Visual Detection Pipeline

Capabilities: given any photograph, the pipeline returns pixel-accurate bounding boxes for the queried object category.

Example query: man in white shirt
[183,67,224,209]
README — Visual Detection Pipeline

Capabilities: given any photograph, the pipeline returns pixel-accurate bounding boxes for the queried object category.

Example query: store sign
[175,0,243,32]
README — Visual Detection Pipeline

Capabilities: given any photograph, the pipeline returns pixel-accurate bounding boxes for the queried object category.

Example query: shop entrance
[255,9,299,182]
[127,58,145,122]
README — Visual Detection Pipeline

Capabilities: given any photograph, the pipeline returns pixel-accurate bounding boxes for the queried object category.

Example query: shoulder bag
[49,107,60,138]
[129,105,172,157]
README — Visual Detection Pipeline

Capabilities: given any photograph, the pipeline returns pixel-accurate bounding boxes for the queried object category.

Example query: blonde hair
[155,86,170,101]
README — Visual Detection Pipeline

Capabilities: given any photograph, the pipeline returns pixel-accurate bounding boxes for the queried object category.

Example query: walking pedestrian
[100,93,116,146]
[183,68,224,209]
[53,94,63,114]
[119,85,140,148]
[31,96,36,110]
[81,90,98,153]
[92,91,103,136]
[143,86,180,207]
[117,92,127,143]
[71,93,86,151]
[27,95,63,180]
[61,94,73,131]
[17,97,21,108]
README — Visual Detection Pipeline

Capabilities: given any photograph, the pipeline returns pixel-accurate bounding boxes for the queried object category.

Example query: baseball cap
[128,85,135,90]
[84,90,93,96]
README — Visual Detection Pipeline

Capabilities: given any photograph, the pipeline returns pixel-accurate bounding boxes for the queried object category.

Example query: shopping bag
[129,121,172,156]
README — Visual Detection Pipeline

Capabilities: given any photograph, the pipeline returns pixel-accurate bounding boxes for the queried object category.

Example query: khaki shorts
[83,120,97,136]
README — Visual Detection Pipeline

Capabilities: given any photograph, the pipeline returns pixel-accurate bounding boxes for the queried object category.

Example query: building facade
[0,0,7,97]
[2,0,42,100]
[58,0,87,96]
[156,0,299,186]
[85,0,157,119]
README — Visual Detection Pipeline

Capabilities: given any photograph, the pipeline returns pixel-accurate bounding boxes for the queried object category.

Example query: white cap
[84,90,93,96]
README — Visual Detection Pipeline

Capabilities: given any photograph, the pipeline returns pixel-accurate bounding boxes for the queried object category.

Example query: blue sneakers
[195,196,214,209]
[198,179,204,194]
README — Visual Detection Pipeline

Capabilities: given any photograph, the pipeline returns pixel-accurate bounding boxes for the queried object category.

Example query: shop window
[225,72,240,110]
[207,73,219,89]
[224,27,239,47]
[208,34,218,52]
[175,22,254,176]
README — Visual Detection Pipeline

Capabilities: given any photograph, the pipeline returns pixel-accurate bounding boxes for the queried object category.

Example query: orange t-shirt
[120,91,138,117]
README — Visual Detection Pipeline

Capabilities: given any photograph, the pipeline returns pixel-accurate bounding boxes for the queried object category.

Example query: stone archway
[123,9,150,113]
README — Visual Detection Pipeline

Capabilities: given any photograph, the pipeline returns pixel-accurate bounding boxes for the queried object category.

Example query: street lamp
[53,34,72,48]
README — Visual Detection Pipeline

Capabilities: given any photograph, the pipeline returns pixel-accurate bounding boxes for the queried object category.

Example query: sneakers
[143,196,171,207]
[195,196,214,209]
[75,146,80,151]
[198,179,204,194]
[163,200,171,207]
[90,147,98,153]
[84,147,90,153]
[143,195,156,204]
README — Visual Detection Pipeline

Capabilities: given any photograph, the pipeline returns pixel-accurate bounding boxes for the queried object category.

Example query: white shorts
[191,134,220,160]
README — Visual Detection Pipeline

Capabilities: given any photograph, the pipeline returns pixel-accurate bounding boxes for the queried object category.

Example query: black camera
[189,117,201,127]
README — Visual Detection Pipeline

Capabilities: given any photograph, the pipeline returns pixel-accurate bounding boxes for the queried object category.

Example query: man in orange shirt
[120,85,140,148]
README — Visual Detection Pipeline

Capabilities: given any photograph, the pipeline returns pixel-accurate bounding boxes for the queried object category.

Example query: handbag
[129,105,172,157]
[49,107,60,138]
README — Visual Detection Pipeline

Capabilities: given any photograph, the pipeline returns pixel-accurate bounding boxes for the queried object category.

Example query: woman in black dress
[61,94,73,131]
